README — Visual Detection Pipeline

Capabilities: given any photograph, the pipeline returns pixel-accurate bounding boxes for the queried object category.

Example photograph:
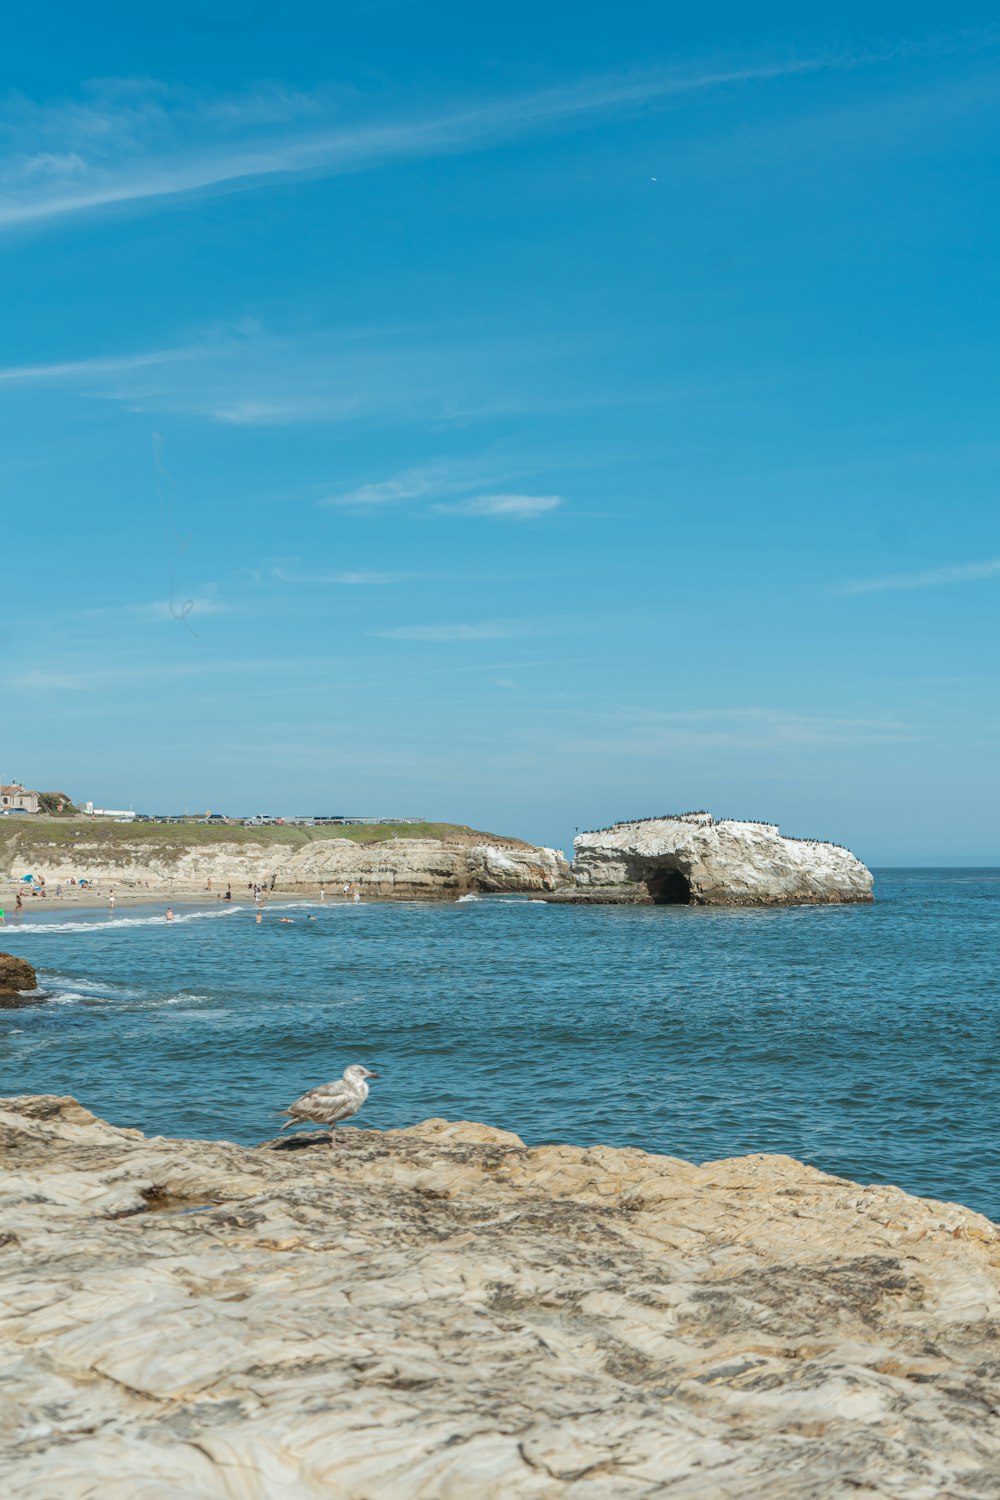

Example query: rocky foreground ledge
[2,1098,999,1497]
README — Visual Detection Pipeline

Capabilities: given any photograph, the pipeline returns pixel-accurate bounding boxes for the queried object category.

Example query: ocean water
[2,869,999,1220]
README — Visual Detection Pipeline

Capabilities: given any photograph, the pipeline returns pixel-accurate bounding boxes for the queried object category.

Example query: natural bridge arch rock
[569,812,873,907]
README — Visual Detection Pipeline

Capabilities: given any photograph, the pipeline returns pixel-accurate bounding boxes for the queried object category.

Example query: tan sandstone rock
[0,952,37,1003]
[1,1095,998,1496]
[0,830,570,900]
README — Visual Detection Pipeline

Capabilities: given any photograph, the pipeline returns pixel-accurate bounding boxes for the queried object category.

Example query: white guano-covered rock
[572,812,873,906]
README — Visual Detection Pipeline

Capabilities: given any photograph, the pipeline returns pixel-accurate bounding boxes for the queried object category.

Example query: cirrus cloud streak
[433,493,561,519]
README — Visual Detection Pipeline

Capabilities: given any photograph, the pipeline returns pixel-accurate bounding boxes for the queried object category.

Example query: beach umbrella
[21,874,33,882]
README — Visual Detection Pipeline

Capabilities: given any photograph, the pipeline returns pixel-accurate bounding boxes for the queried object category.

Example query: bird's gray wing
[288,1080,356,1113]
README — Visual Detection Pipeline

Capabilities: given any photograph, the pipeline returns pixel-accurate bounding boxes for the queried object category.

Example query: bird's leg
[330,1126,337,1148]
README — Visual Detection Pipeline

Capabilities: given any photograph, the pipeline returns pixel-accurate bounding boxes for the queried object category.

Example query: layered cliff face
[0,824,570,899]
[572,812,873,906]
[2,1095,998,1498]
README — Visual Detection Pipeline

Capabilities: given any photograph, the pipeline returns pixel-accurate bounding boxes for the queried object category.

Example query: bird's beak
[368,1071,380,1079]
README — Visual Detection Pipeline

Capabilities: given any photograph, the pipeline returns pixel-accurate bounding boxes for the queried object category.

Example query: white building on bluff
[81,802,136,821]
[1,783,40,813]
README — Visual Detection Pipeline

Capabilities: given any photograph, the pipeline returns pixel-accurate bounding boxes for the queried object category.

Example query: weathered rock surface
[570,812,873,906]
[0,952,37,1003]
[0,830,570,900]
[3,1095,999,1497]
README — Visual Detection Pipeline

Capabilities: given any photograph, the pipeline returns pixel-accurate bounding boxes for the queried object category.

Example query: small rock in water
[0,953,38,1005]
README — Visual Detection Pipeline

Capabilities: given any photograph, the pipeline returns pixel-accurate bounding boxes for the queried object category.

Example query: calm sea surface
[3,870,999,1218]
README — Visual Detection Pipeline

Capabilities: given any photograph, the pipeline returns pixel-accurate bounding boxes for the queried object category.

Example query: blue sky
[2,2,999,861]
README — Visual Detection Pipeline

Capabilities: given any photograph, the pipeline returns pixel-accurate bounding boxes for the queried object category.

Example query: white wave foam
[8,905,249,936]
[44,973,141,997]
[32,984,218,1009]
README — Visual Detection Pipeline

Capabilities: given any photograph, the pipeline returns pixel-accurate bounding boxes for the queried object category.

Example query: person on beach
[0,907,4,926]
[15,890,22,912]
[108,889,115,912]
[225,884,232,901]
[319,888,325,902]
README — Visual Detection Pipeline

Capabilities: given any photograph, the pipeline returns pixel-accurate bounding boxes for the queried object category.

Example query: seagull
[279,1064,378,1145]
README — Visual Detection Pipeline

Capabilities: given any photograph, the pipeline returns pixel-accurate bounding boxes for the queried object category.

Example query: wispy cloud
[433,493,562,519]
[271,566,399,585]
[322,457,512,509]
[835,558,1000,594]
[11,669,122,691]
[376,621,529,642]
[138,597,235,620]
[0,323,619,430]
[0,56,873,232]
[210,394,361,425]
[0,318,261,389]
[574,704,917,750]
[0,341,216,386]
[75,593,236,624]
[8,653,303,692]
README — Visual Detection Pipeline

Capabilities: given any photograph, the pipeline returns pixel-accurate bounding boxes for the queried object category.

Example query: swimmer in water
[279,917,294,923]
[165,907,174,922]
[255,911,262,924]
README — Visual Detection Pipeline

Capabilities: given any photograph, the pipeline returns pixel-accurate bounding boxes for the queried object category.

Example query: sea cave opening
[646,867,692,905]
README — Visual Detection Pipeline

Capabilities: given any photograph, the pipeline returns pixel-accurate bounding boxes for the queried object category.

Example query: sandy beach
[0,880,344,916]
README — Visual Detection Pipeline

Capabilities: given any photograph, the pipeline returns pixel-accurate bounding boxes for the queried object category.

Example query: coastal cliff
[569,811,873,906]
[0,821,569,900]
[2,1094,998,1497]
